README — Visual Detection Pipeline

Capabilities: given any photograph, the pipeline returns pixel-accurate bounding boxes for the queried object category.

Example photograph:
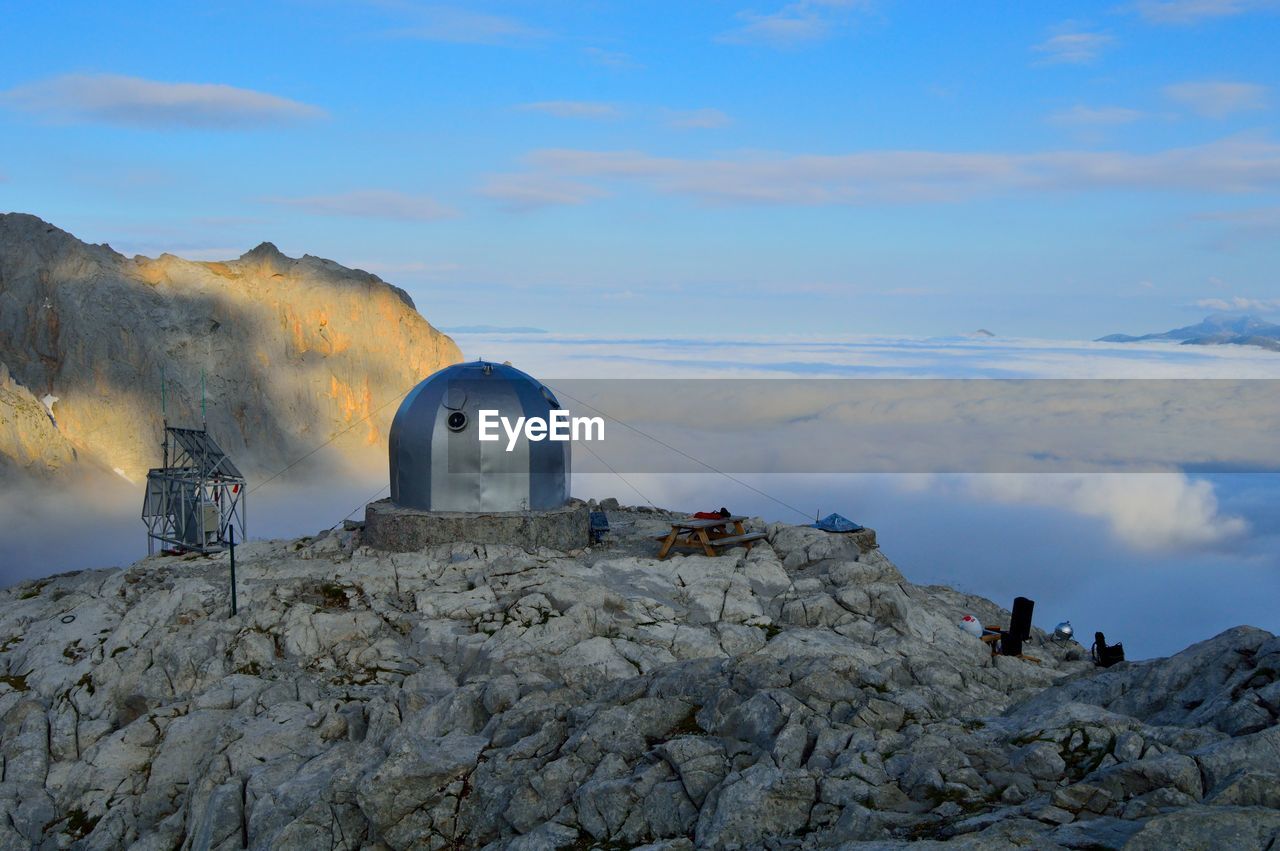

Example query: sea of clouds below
[2,332,1277,658]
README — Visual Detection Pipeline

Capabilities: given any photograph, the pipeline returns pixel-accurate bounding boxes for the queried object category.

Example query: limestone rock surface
[1,507,1276,849]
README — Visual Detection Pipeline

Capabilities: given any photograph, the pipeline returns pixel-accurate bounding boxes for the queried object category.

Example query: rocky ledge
[1,505,1277,850]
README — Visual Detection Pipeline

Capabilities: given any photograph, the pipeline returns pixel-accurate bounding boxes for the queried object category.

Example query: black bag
[1000,596,1035,656]
[1092,631,1125,667]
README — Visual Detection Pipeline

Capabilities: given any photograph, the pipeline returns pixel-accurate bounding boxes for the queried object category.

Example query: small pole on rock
[160,367,169,467]
[229,525,238,617]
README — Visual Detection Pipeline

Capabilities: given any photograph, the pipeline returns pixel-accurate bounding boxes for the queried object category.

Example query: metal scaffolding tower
[142,425,247,555]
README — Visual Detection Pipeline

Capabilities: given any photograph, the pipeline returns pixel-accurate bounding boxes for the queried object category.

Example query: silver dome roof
[388,361,570,512]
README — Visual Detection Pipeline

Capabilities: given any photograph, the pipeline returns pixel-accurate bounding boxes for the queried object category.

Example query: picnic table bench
[656,515,768,559]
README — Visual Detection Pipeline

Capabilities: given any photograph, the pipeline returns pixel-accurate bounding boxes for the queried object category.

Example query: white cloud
[665,108,733,129]
[719,0,874,48]
[485,137,1280,208]
[1047,105,1149,126]
[1032,29,1115,64]
[1196,206,1280,246]
[384,5,544,44]
[963,473,1247,550]
[0,74,325,128]
[454,328,1280,379]
[583,47,642,70]
[1201,207,1280,226]
[480,174,608,211]
[1130,0,1279,24]
[518,101,621,120]
[443,332,1274,560]
[1194,296,1280,312]
[1164,81,1269,118]
[267,190,456,221]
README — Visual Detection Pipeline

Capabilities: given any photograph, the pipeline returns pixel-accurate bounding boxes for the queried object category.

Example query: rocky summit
[1,506,1277,850]
[0,213,461,480]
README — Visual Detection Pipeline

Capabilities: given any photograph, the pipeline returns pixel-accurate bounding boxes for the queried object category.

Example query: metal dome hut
[364,361,588,551]
[389,360,570,512]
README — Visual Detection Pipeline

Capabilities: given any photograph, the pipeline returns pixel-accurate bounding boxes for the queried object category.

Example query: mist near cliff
[0,467,386,585]
[4,331,1279,659]
[3,468,1277,660]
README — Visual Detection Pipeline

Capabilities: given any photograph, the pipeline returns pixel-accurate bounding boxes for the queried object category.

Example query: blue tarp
[811,512,864,533]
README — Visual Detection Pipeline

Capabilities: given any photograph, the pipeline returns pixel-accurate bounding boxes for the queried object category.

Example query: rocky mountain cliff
[0,213,462,480]
[1,507,1277,849]
[1098,314,1280,352]
[0,361,79,477]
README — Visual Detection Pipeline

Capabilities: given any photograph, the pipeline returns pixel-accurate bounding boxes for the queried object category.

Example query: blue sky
[2,0,1279,337]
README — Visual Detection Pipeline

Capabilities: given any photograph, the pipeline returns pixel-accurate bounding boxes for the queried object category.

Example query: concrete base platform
[363,498,590,552]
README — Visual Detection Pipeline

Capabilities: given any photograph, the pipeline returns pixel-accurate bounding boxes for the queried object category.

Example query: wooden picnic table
[656,515,767,559]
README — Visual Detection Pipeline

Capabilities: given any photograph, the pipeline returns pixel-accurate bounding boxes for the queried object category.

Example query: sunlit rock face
[0,361,79,476]
[0,213,462,479]
[2,507,1276,849]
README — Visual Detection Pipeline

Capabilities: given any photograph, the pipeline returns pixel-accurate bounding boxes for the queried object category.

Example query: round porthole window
[447,411,468,432]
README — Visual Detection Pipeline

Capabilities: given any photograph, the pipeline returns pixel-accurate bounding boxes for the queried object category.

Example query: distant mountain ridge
[0,213,462,479]
[1098,313,1280,352]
